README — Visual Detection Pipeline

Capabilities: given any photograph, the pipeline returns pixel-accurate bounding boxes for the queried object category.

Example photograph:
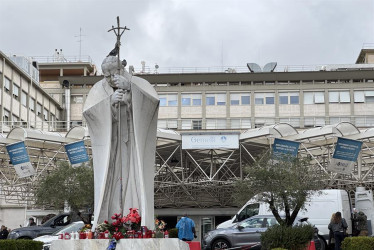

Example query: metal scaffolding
[1,123,374,209]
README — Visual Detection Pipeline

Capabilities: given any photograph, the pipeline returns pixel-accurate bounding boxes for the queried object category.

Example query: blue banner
[6,141,35,178]
[332,137,362,162]
[6,141,30,165]
[65,141,89,165]
[272,138,300,158]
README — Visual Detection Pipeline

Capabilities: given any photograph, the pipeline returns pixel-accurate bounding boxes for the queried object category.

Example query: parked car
[33,221,85,250]
[203,215,323,250]
[8,213,73,240]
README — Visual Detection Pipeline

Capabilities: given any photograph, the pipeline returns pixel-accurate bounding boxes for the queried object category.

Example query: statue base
[50,238,190,250]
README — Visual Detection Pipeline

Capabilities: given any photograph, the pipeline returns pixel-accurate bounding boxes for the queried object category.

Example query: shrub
[168,228,178,238]
[261,224,314,250]
[342,236,374,250]
[0,240,43,250]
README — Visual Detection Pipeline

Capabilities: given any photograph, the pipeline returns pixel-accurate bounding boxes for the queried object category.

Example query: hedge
[0,240,43,250]
[261,224,314,250]
[342,236,374,250]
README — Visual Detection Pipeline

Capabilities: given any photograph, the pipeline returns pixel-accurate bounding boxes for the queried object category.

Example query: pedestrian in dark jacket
[0,225,9,239]
[328,212,348,250]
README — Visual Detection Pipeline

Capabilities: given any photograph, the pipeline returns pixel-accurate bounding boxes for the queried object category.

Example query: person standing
[328,213,336,246]
[0,225,9,239]
[356,211,368,236]
[28,218,36,227]
[176,214,197,241]
[328,212,348,250]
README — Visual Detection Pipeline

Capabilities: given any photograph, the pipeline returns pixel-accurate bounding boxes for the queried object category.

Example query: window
[230,93,250,105]
[355,117,374,127]
[279,92,299,104]
[206,119,226,129]
[159,94,178,107]
[12,115,19,125]
[354,91,374,103]
[254,118,275,128]
[30,98,35,111]
[4,77,10,92]
[206,93,226,106]
[304,117,326,127]
[231,118,251,129]
[13,84,19,100]
[304,92,325,104]
[329,117,351,125]
[279,118,300,127]
[329,91,350,103]
[71,95,83,104]
[36,103,42,117]
[237,203,259,221]
[3,109,10,122]
[181,119,202,130]
[157,119,178,129]
[181,93,202,106]
[21,91,27,106]
[254,93,274,105]
[43,108,48,121]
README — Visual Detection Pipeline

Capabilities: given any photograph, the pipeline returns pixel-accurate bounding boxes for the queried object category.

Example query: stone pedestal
[50,239,190,250]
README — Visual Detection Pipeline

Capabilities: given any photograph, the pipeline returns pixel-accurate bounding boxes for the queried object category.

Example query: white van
[217,189,352,238]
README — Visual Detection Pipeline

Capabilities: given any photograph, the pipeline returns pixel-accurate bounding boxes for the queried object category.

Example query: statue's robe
[83,75,159,230]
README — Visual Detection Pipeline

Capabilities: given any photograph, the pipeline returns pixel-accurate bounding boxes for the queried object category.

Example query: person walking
[176,214,197,241]
[328,213,336,246]
[328,212,348,250]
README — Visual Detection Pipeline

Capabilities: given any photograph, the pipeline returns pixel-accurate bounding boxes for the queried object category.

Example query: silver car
[202,215,321,250]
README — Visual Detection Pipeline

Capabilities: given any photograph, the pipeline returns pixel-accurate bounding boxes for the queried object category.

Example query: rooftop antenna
[107,16,130,217]
[75,28,86,61]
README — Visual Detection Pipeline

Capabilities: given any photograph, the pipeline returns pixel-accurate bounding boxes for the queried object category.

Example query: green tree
[234,150,326,226]
[35,161,94,213]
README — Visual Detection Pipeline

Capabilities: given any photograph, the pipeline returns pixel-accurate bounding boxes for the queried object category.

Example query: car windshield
[53,222,84,235]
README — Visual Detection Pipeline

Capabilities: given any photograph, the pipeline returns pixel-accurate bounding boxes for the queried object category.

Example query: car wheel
[317,236,327,250]
[212,239,231,249]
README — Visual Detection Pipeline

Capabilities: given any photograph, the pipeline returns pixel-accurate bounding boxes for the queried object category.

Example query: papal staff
[108,16,130,216]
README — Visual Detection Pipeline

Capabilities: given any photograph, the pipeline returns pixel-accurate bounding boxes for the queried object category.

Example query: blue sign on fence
[272,138,300,159]
[6,141,35,178]
[328,137,363,174]
[65,141,89,165]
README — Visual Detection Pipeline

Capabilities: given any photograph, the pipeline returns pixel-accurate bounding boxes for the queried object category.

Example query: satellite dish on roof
[247,63,262,73]
[263,62,277,72]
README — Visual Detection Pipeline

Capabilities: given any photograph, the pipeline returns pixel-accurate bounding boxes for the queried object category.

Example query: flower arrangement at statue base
[95,208,153,240]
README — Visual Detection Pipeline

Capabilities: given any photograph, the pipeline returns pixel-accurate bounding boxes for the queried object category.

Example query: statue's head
[102,56,125,88]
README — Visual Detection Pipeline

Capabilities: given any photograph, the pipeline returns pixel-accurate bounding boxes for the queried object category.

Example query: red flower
[104,220,108,224]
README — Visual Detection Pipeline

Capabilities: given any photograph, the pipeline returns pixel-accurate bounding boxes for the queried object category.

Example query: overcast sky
[1,0,373,73]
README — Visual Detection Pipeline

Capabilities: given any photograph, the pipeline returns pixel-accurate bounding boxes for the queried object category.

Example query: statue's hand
[111,89,126,107]
[112,74,131,91]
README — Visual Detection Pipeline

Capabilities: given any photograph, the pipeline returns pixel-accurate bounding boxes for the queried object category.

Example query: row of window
[157,117,374,130]
[159,90,374,106]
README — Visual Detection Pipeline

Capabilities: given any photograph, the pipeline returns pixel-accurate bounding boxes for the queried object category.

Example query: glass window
[216,94,226,105]
[30,98,35,111]
[231,119,240,128]
[4,77,10,92]
[290,93,299,104]
[21,91,27,106]
[181,120,191,129]
[206,94,215,106]
[192,120,202,130]
[329,92,339,103]
[216,119,226,129]
[159,95,167,106]
[168,120,178,129]
[266,96,274,104]
[168,94,177,106]
[354,91,365,103]
[340,91,350,103]
[279,93,288,104]
[37,103,42,116]
[181,94,191,106]
[3,109,10,122]
[237,203,260,222]
[192,94,202,106]
[242,119,251,128]
[158,120,167,129]
[230,94,240,105]
[43,108,48,121]
[314,92,325,103]
[206,119,216,129]
[13,84,19,99]
[241,95,250,105]
[304,92,314,104]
